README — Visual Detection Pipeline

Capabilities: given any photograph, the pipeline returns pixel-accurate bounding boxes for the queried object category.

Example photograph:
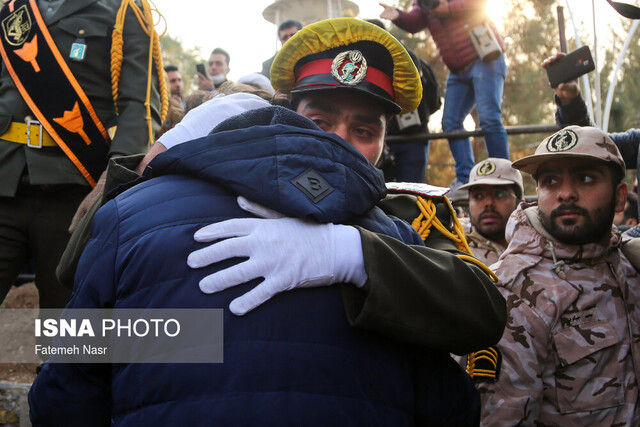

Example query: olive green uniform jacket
[0,0,161,195]
[345,194,506,355]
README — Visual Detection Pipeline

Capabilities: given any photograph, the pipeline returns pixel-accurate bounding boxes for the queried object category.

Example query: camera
[468,23,502,62]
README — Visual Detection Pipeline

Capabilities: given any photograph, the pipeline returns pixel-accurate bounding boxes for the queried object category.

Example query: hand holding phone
[545,46,595,88]
[196,63,214,90]
[196,63,207,77]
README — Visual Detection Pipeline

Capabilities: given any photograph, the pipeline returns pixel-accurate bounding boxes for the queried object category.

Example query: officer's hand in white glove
[187,197,368,315]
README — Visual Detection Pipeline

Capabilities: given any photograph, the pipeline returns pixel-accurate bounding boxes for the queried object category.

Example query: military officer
[0,0,162,309]
[187,18,506,355]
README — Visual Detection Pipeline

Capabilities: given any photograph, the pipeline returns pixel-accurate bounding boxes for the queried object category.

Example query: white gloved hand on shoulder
[187,197,367,315]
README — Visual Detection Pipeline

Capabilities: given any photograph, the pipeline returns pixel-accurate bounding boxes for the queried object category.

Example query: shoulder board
[386,182,449,198]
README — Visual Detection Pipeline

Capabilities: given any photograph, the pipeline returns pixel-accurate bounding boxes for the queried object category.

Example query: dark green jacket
[0,0,161,196]
[344,193,507,355]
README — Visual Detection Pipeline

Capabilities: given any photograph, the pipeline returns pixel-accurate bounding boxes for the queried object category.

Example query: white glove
[157,93,270,149]
[187,198,368,315]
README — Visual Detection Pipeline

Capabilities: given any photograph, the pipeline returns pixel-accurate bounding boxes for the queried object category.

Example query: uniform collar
[47,0,97,25]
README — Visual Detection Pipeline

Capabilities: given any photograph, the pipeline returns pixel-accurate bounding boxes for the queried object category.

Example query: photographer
[380,0,509,191]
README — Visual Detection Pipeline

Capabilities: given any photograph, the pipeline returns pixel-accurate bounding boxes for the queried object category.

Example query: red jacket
[394,0,505,73]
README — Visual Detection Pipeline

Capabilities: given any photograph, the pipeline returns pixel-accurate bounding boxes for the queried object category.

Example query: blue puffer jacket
[29,107,478,426]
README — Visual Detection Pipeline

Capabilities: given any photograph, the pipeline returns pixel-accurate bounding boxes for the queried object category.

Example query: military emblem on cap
[477,161,496,176]
[270,18,422,114]
[512,126,626,176]
[546,128,578,152]
[331,50,367,86]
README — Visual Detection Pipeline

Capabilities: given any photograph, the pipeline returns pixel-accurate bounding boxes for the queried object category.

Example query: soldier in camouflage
[478,125,640,425]
[458,158,523,266]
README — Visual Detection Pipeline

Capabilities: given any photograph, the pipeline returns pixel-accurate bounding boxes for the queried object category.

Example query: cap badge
[331,50,367,86]
[477,161,496,176]
[546,129,578,152]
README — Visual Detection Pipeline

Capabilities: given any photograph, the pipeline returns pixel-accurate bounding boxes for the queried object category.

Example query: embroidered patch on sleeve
[291,168,334,204]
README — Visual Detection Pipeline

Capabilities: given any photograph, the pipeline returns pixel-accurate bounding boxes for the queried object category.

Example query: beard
[538,199,615,245]
[474,209,506,242]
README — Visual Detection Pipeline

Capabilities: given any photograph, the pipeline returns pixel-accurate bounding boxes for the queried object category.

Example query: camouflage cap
[458,157,524,195]
[512,126,625,176]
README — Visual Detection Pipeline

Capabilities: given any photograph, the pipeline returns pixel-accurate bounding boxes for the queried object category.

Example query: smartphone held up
[546,46,595,88]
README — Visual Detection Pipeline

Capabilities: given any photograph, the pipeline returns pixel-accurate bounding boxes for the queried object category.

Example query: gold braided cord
[444,195,474,255]
[411,195,498,283]
[411,195,502,379]
[411,195,472,253]
[456,254,499,283]
[111,0,168,144]
[466,347,500,379]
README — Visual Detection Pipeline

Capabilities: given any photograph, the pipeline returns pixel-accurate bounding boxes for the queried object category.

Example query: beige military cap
[512,126,625,176]
[458,157,524,195]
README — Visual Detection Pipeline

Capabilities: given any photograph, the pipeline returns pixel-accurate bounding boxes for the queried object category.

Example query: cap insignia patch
[2,5,31,47]
[331,50,367,86]
[477,161,496,176]
[546,129,578,152]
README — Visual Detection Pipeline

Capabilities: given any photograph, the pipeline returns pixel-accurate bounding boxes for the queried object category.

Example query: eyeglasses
[470,189,515,202]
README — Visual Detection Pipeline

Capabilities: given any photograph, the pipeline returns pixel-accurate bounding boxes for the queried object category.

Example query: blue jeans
[387,139,429,183]
[442,55,509,183]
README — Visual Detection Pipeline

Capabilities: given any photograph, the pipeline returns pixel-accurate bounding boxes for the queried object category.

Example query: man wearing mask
[197,47,231,90]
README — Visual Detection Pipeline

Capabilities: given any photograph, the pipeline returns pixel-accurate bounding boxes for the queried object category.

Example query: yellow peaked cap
[270,18,422,114]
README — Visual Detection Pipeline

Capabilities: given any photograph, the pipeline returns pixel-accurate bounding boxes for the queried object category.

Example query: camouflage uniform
[479,202,640,425]
[460,216,505,266]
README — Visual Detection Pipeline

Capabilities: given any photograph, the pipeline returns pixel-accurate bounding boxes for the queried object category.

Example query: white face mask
[210,74,226,85]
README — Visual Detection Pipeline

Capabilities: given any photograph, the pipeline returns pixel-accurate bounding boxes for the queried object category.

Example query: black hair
[512,184,523,201]
[604,163,626,203]
[625,191,639,221]
[290,92,302,112]
[278,20,302,32]
[163,64,179,73]
[210,47,230,66]
[364,19,386,30]
[608,163,625,187]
